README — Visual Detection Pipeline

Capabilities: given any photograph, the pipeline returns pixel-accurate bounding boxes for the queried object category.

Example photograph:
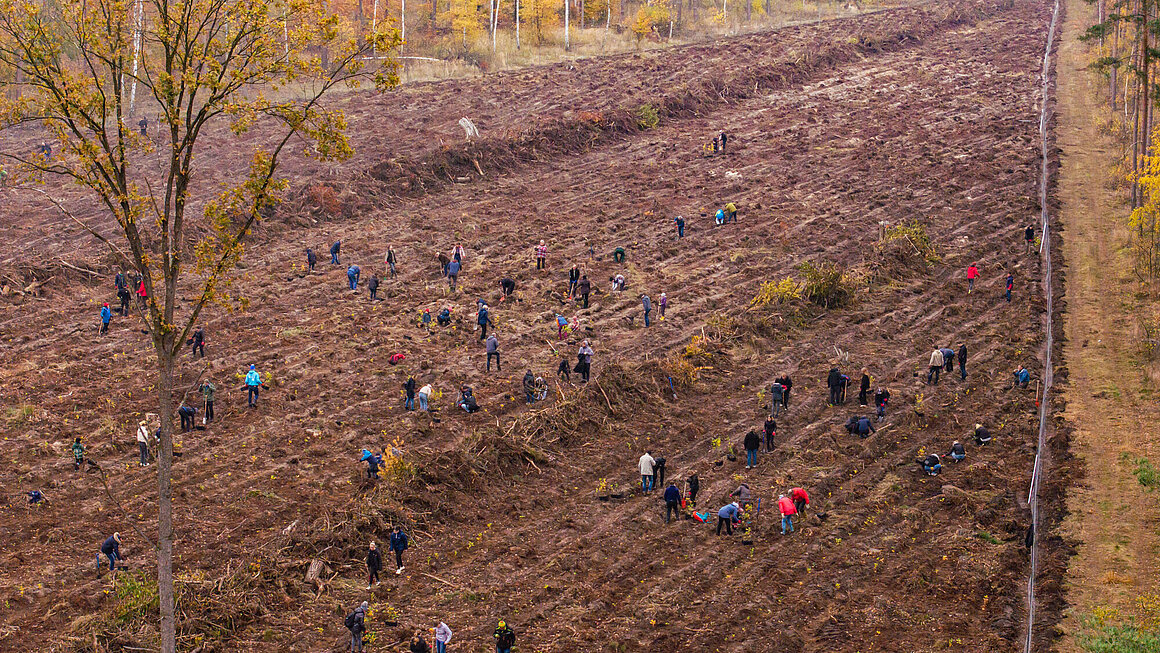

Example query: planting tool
[667,376,677,400]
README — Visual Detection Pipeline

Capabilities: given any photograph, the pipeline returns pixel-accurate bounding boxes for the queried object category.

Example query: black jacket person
[827,368,843,406]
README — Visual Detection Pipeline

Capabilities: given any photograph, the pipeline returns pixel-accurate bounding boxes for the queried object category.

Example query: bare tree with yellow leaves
[0,0,400,650]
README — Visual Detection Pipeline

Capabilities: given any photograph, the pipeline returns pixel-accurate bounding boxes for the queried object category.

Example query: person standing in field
[535,240,548,270]
[386,246,398,278]
[858,368,871,406]
[967,262,979,293]
[927,347,943,385]
[365,541,382,589]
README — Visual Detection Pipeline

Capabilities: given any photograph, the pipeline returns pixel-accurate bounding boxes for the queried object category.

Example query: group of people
[926,345,968,385]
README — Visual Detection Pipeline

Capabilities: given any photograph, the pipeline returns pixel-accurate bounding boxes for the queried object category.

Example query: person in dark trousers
[719,130,728,151]
[494,621,516,653]
[330,240,341,265]
[118,285,131,316]
[404,377,417,410]
[138,116,148,136]
[386,246,398,278]
[641,294,652,327]
[189,326,205,358]
[941,347,955,374]
[827,367,843,406]
[874,387,890,421]
[1014,366,1031,388]
[447,259,460,291]
[948,440,966,462]
[1006,272,1014,302]
[957,344,968,380]
[730,483,752,508]
[769,381,784,417]
[1025,225,1035,253]
[663,482,681,524]
[579,275,591,308]
[653,455,666,489]
[137,420,151,466]
[791,487,810,516]
[389,526,409,573]
[306,247,316,272]
[557,357,571,381]
[858,368,871,406]
[974,423,992,446]
[687,474,700,508]
[368,273,380,301]
[347,264,360,291]
[245,364,262,407]
[115,270,126,291]
[437,252,451,277]
[100,302,111,334]
[927,348,943,385]
[346,601,368,652]
[717,502,739,535]
[366,542,383,589]
[838,374,850,405]
[201,380,216,423]
[568,265,581,296]
[486,334,500,372]
[576,341,594,382]
[763,417,776,452]
[99,532,122,575]
[777,375,793,410]
[178,405,196,432]
[361,449,382,479]
[501,278,516,298]
[72,437,85,471]
[743,429,760,468]
[523,370,536,404]
[675,215,685,240]
[477,304,493,339]
[845,415,876,438]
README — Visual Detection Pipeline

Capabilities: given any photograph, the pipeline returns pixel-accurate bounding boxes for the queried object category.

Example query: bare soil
[0,0,1068,650]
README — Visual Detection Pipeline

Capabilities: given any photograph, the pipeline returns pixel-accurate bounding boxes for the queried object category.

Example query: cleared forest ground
[0,0,1065,650]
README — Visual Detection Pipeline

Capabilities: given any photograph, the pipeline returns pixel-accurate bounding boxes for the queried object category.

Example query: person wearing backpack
[389,526,409,574]
[494,621,516,653]
[366,542,383,589]
[769,381,784,418]
[345,601,368,652]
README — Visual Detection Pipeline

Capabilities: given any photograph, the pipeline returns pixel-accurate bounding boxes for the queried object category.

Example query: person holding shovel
[201,380,216,424]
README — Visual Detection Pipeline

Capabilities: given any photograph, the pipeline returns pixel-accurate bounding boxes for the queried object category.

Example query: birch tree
[0,0,400,650]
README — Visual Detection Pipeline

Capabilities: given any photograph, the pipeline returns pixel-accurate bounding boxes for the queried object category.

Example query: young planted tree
[0,0,400,650]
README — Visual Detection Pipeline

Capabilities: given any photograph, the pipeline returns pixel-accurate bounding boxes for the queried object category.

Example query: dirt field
[0,0,1066,650]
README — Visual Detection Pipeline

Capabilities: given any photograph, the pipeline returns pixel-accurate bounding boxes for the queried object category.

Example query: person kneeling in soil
[457,386,479,413]
[974,423,992,446]
[501,277,516,298]
[948,440,966,462]
[717,502,740,535]
[844,415,875,438]
[918,453,943,476]
[178,404,196,432]
[437,308,452,327]
[1013,366,1031,388]
[778,493,797,535]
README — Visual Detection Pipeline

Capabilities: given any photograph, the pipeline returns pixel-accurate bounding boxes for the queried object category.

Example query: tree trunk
[489,0,495,51]
[581,0,585,28]
[516,0,520,48]
[156,351,176,653]
[432,0,437,30]
[564,0,570,50]
[745,0,750,23]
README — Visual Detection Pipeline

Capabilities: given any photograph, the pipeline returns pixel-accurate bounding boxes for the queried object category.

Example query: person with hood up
[769,381,784,418]
[346,601,368,651]
[778,493,797,535]
[743,429,760,469]
[639,451,656,493]
[365,541,383,589]
[874,387,890,421]
[99,302,112,335]
[641,294,652,327]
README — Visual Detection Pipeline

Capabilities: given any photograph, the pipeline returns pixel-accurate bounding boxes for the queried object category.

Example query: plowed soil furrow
[0,0,1061,651]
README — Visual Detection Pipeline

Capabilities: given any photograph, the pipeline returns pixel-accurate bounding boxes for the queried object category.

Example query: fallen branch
[57,258,101,277]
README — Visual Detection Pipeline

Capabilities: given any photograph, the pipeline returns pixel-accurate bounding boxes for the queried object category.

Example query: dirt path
[1057,0,1160,646]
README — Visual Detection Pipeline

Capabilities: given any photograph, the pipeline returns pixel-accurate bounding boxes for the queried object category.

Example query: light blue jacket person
[245,365,262,407]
